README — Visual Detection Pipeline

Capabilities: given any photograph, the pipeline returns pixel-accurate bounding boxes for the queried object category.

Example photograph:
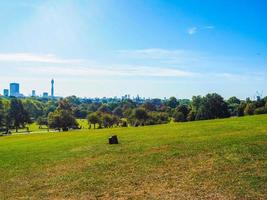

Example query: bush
[173,111,185,122]
[254,107,266,115]
[187,110,195,121]
[244,103,255,115]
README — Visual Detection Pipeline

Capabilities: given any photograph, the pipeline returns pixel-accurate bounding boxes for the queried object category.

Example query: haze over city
[0,0,266,98]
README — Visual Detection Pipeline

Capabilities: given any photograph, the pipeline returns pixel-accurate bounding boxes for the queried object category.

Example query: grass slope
[0,115,267,199]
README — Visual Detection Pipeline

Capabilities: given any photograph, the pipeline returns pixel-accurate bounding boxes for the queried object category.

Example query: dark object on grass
[109,135,119,144]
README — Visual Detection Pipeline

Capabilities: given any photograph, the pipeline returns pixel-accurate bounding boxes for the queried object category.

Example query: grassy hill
[0,115,266,199]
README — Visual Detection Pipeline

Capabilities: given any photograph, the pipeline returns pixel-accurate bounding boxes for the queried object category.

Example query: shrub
[254,107,266,115]
[244,103,256,115]
[173,111,185,122]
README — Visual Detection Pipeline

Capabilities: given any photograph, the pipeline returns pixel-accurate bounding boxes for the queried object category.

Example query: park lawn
[0,115,266,199]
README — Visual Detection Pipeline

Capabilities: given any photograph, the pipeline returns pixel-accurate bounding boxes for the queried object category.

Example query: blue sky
[0,0,266,99]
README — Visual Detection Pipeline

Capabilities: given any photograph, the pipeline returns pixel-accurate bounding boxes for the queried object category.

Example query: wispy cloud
[203,25,214,30]
[1,49,265,82]
[21,65,195,78]
[118,48,202,65]
[0,53,83,64]
[187,25,214,35]
[187,27,197,35]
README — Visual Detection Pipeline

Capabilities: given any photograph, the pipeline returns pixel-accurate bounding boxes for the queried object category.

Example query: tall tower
[51,79,54,97]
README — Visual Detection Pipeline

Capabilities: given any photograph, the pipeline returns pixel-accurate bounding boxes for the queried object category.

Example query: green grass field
[0,115,266,199]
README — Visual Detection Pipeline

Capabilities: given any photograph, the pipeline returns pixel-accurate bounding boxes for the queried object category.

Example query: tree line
[0,93,267,133]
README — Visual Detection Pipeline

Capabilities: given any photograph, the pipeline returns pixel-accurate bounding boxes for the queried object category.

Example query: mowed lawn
[0,115,267,199]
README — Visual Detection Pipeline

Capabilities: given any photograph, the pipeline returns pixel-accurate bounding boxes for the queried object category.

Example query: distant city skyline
[0,0,266,99]
[1,79,55,98]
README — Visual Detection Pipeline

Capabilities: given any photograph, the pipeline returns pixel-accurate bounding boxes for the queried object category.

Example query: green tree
[254,107,266,115]
[175,105,189,119]
[244,103,256,115]
[22,99,45,119]
[0,99,4,129]
[205,93,229,119]
[48,110,77,131]
[47,99,78,131]
[173,111,185,122]
[192,93,229,120]
[187,110,195,121]
[8,98,31,132]
[237,101,246,116]
[97,104,112,114]
[113,106,123,118]
[142,101,156,111]
[227,96,241,105]
[133,108,148,126]
[102,114,113,128]
[87,113,100,129]
[166,97,179,109]
[36,117,48,128]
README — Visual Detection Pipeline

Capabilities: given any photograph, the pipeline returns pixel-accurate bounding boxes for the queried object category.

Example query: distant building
[43,92,49,98]
[3,89,9,97]
[10,83,20,97]
[32,90,36,97]
[51,79,54,97]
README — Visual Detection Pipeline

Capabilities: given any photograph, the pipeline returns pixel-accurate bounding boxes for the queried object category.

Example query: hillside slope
[0,115,267,199]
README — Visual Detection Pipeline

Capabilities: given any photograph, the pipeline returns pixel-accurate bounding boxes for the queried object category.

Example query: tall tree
[166,97,179,109]
[47,99,78,131]
[8,98,31,132]
[133,108,148,126]
[0,99,4,129]
[87,113,100,129]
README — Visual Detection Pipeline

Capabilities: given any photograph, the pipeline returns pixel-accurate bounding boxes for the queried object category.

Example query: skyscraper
[3,89,9,97]
[51,79,54,97]
[10,83,19,97]
[32,90,36,97]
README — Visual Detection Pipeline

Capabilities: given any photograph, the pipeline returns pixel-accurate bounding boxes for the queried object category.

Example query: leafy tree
[36,117,48,128]
[237,101,246,116]
[195,105,209,120]
[48,99,78,131]
[205,93,229,119]
[112,115,120,127]
[166,97,179,109]
[22,99,44,119]
[97,104,112,114]
[227,96,241,116]
[146,112,169,125]
[187,110,195,121]
[244,103,255,115]
[173,111,186,122]
[142,101,156,111]
[87,113,100,129]
[102,114,113,128]
[227,96,241,105]
[132,108,148,126]
[8,98,31,132]
[254,107,266,115]
[191,96,203,112]
[120,118,128,127]
[192,93,229,120]
[48,110,78,131]
[113,106,123,118]
[0,100,4,129]
[175,105,189,118]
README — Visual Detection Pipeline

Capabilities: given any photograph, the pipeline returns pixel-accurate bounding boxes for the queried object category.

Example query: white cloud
[21,65,195,78]
[118,48,202,65]
[203,26,214,30]
[187,27,197,35]
[0,53,83,64]
[187,25,214,35]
